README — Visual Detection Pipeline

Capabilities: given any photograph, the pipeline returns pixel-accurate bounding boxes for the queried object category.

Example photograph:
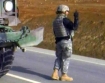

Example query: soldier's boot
[51,69,59,80]
[60,73,73,81]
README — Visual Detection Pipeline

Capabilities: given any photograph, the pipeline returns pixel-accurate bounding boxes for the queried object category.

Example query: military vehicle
[0,0,44,77]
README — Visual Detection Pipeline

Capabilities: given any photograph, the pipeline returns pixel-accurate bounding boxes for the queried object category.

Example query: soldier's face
[65,11,69,16]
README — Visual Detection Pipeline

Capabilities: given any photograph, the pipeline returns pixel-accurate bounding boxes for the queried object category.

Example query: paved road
[0,47,105,83]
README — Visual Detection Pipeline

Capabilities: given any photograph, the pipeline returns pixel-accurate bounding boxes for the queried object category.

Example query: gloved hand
[73,10,79,30]
[74,10,79,19]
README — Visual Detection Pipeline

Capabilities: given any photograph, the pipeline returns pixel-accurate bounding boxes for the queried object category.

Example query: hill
[16,0,105,59]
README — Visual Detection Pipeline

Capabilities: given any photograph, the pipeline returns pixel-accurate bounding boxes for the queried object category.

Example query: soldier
[51,5,79,81]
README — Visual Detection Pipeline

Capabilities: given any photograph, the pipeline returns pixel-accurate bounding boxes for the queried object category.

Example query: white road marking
[26,47,105,66]
[6,73,41,83]
[71,58,105,66]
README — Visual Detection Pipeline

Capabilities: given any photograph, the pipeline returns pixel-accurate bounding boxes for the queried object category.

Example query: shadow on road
[11,66,52,80]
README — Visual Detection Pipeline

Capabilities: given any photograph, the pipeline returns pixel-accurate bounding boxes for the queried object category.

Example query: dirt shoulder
[16,0,105,60]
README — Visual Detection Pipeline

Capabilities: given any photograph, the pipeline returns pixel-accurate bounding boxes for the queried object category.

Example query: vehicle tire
[0,49,14,78]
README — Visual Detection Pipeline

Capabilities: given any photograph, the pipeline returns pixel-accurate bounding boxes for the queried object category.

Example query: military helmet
[56,5,69,12]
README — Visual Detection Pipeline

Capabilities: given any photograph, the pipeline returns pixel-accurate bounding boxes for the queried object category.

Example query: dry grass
[14,0,105,59]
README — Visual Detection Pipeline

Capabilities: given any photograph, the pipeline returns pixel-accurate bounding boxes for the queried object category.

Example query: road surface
[0,47,105,83]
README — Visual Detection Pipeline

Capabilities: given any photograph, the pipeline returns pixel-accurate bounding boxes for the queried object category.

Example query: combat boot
[51,69,59,80]
[60,73,73,81]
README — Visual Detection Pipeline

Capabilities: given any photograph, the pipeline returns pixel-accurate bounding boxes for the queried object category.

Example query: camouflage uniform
[53,14,73,74]
[54,39,72,73]
[52,5,79,81]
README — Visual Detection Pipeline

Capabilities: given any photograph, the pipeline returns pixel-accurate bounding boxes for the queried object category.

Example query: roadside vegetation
[16,0,105,60]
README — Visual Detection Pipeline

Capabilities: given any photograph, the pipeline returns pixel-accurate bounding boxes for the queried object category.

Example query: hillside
[16,0,105,59]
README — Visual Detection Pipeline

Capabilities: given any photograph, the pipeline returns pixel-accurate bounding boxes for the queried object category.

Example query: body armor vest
[53,14,70,38]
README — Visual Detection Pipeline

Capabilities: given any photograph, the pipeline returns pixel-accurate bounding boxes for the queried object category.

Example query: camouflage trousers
[54,39,72,74]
